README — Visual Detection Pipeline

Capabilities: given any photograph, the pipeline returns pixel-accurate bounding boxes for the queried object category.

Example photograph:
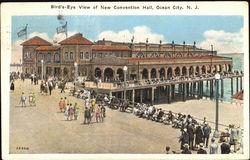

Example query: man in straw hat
[197,143,207,154]
[181,143,192,154]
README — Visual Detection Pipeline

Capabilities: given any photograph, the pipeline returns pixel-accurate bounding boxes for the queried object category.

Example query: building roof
[21,36,52,46]
[92,45,132,51]
[58,33,94,45]
[36,46,60,51]
[122,56,231,62]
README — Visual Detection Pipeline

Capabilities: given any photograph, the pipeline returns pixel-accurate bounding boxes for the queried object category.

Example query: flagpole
[25,24,28,40]
[65,21,68,39]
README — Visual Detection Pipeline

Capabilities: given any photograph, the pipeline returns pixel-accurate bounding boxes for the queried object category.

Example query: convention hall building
[21,33,233,82]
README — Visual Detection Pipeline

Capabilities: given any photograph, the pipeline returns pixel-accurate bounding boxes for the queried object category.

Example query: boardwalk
[9,79,243,154]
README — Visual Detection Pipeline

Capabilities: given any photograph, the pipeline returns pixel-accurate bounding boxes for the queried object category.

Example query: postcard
[1,2,249,160]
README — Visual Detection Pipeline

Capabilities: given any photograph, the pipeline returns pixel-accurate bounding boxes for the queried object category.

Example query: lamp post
[213,72,221,138]
[41,59,44,81]
[74,62,78,83]
[123,66,128,100]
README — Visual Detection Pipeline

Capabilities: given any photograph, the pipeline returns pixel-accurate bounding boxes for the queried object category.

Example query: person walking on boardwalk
[229,124,238,153]
[221,139,231,154]
[179,128,189,150]
[209,138,218,154]
[187,123,195,150]
[40,81,44,94]
[203,122,211,148]
[195,125,204,148]
[64,104,70,121]
[60,81,66,93]
[100,104,106,121]
[63,97,68,111]
[29,92,36,106]
[59,98,65,112]
[19,92,27,107]
[95,105,101,123]
[48,81,53,95]
[90,98,96,113]
[83,107,91,124]
[69,104,74,121]
[10,81,15,91]
[74,103,79,120]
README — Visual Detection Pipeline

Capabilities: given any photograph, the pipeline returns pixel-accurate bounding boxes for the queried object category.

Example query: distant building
[21,33,233,81]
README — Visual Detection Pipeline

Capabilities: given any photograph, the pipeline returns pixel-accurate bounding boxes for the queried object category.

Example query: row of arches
[135,52,206,58]
[94,64,232,81]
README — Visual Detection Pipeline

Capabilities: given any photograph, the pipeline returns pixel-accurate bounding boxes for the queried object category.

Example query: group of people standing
[83,98,106,124]
[58,97,79,121]
[19,92,36,107]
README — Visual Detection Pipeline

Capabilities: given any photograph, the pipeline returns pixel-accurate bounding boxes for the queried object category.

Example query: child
[59,98,65,112]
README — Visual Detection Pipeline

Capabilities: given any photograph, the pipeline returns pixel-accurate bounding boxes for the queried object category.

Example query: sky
[11,15,244,63]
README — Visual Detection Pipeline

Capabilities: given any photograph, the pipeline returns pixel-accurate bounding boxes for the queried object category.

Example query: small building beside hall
[21,33,233,81]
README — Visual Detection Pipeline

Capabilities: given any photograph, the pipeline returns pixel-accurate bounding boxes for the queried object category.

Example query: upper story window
[98,53,102,58]
[85,52,89,59]
[54,53,60,62]
[38,53,43,61]
[47,53,51,62]
[64,52,68,60]
[80,52,84,59]
[24,52,32,59]
[70,52,73,60]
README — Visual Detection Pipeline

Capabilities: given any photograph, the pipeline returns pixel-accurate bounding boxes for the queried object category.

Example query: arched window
[136,52,145,58]
[176,52,182,57]
[187,52,193,57]
[164,53,171,58]
[80,52,84,59]
[54,53,60,63]
[150,53,159,58]
[85,52,89,59]
[47,53,51,62]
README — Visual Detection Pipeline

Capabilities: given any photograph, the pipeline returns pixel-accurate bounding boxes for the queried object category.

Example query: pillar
[171,84,175,100]
[190,82,193,96]
[169,85,172,103]
[140,89,143,103]
[109,91,112,98]
[197,81,200,99]
[182,83,186,101]
[157,87,161,100]
[221,79,224,98]
[151,87,154,104]
[193,82,196,97]
[236,77,239,93]
[132,89,135,104]
[231,78,234,96]
[240,76,242,91]
[201,81,204,98]
[210,80,214,99]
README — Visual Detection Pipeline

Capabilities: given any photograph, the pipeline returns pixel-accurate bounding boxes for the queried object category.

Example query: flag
[17,24,27,38]
[56,21,67,34]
